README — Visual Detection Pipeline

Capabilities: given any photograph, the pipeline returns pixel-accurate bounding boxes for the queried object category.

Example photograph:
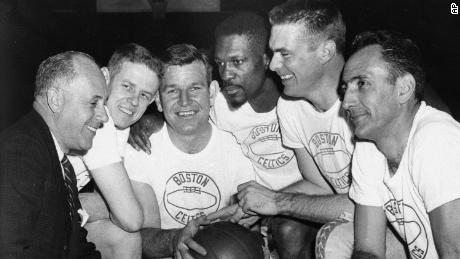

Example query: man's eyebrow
[345,74,367,83]
[271,47,287,53]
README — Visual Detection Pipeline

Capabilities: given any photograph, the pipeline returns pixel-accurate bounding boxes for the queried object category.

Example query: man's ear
[47,86,64,113]
[101,67,110,86]
[154,93,163,112]
[396,73,416,103]
[318,40,336,64]
[263,53,270,70]
[209,80,219,107]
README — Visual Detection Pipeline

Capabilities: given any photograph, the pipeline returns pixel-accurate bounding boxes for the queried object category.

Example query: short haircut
[214,11,269,55]
[107,43,162,79]
[269,0,346,54]
[160,43,212,83]
[34,51,96,97]
[350,30,425,102]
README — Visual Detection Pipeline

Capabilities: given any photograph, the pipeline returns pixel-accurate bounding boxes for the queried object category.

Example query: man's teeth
[280,74,294,80]
[119,107,133,115]
[87,125,97,132]
[178,111,197,117]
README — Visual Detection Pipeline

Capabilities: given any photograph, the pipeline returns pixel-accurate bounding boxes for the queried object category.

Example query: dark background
[1,0,459,130]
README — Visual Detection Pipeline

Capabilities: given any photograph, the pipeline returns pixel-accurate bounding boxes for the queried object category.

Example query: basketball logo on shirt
[242,122,294,169]
[164,172,221,225]
[385,199,428,259]
[308,132,351,190]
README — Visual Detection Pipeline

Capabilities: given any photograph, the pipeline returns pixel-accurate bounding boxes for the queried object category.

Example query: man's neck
[248,76,281,113]
[33,100,69,154]
[167,123,212,154]
[302,56,344,112]
[374,102,421,175]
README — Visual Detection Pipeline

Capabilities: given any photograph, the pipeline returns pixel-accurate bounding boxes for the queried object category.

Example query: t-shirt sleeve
[277,98,304,149]
[411,122,460,212]
[221,133,256,191]
[82,114,121,170]
[349,142,385,207]
[123,145,150,184]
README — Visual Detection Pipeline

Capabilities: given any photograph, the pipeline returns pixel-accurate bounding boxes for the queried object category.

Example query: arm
[282,148,335,195]
[429,199,460,258]
[130,180,208,258]
[351,204,387,259]
[141,217,209,259]
[0,143,43,257]
[79,191,109,223]
[128,112,164,154]
[90,162,143,232]
[236,148,354,223]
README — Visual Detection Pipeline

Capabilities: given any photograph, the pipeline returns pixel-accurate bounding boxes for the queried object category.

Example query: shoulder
[411,105,460,147]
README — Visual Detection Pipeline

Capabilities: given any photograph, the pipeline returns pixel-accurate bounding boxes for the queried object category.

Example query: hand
[128,113,164,154]
[237,181,280,216]
[173,216,210,259]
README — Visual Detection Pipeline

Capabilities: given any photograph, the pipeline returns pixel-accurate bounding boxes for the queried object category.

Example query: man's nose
[179,90,192,106]
[269,54,282,72]
[221,63,236,81]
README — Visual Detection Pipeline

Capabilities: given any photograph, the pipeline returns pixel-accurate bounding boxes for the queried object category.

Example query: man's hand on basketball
[173,216,210,259]
[128,113,163,154]
[237,181,280,216]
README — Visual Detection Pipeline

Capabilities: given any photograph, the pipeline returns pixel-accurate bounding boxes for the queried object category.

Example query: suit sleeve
[0,135,45,257]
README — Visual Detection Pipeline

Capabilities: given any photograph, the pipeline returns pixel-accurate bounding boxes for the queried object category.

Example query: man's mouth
[177,110,197,117]
[222,84,242,95]
[86,125,97,132]
[279,74,294,81]
[347,110,368,124]
[119,106,134,115]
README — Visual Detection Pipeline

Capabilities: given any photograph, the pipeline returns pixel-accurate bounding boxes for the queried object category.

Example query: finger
[128,136,141,151]
[140,132,152,149]
[237,180,255,192]
[132,135,150,154]
[230,206,249,222]
[188,240,207,256]
[207,204,238,221]
[196,215,211,225]
[134,135,149,153]
[239,215,260,227]
[174,250,182,259]
[236,187,250,201]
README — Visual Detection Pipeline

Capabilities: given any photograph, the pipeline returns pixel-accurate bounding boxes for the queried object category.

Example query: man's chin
[222,93,247,110]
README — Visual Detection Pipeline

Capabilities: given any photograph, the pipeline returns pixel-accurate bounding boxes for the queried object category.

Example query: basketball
[190,221,265,259]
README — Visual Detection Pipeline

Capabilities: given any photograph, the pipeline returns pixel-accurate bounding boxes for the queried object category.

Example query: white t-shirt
[124,123,255,229]
[69,108,130,190]
[277,97,354,194]
[349,102,460,259]
[210,90,302,190]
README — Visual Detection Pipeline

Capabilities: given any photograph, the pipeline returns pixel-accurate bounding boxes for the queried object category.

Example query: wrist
[274,192,293,215]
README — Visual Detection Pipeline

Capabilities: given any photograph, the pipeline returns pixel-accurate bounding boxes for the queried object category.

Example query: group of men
[2,1,460,259]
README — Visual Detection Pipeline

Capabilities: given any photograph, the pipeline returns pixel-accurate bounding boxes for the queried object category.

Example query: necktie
[61,155,82,220]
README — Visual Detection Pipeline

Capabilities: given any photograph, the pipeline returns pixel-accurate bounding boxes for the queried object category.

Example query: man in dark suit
[0,51,108,258]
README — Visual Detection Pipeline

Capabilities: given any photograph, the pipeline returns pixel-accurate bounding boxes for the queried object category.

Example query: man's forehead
[269,23,307,48]
[215,34,252,56]
[344,45,386,80]
[162,62,207,84]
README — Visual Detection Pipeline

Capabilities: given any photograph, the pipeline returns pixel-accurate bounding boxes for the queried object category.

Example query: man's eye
[141,93,151,100]
[167,89,177,94]
[357,80,368,89]
[215,60,224,67]
[340,83,348,92]
[90,102,97,107]
[281,52,290,58]
[233,59,243,65]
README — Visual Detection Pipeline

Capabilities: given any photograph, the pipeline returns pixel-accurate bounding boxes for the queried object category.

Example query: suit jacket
[0,110,100,259]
